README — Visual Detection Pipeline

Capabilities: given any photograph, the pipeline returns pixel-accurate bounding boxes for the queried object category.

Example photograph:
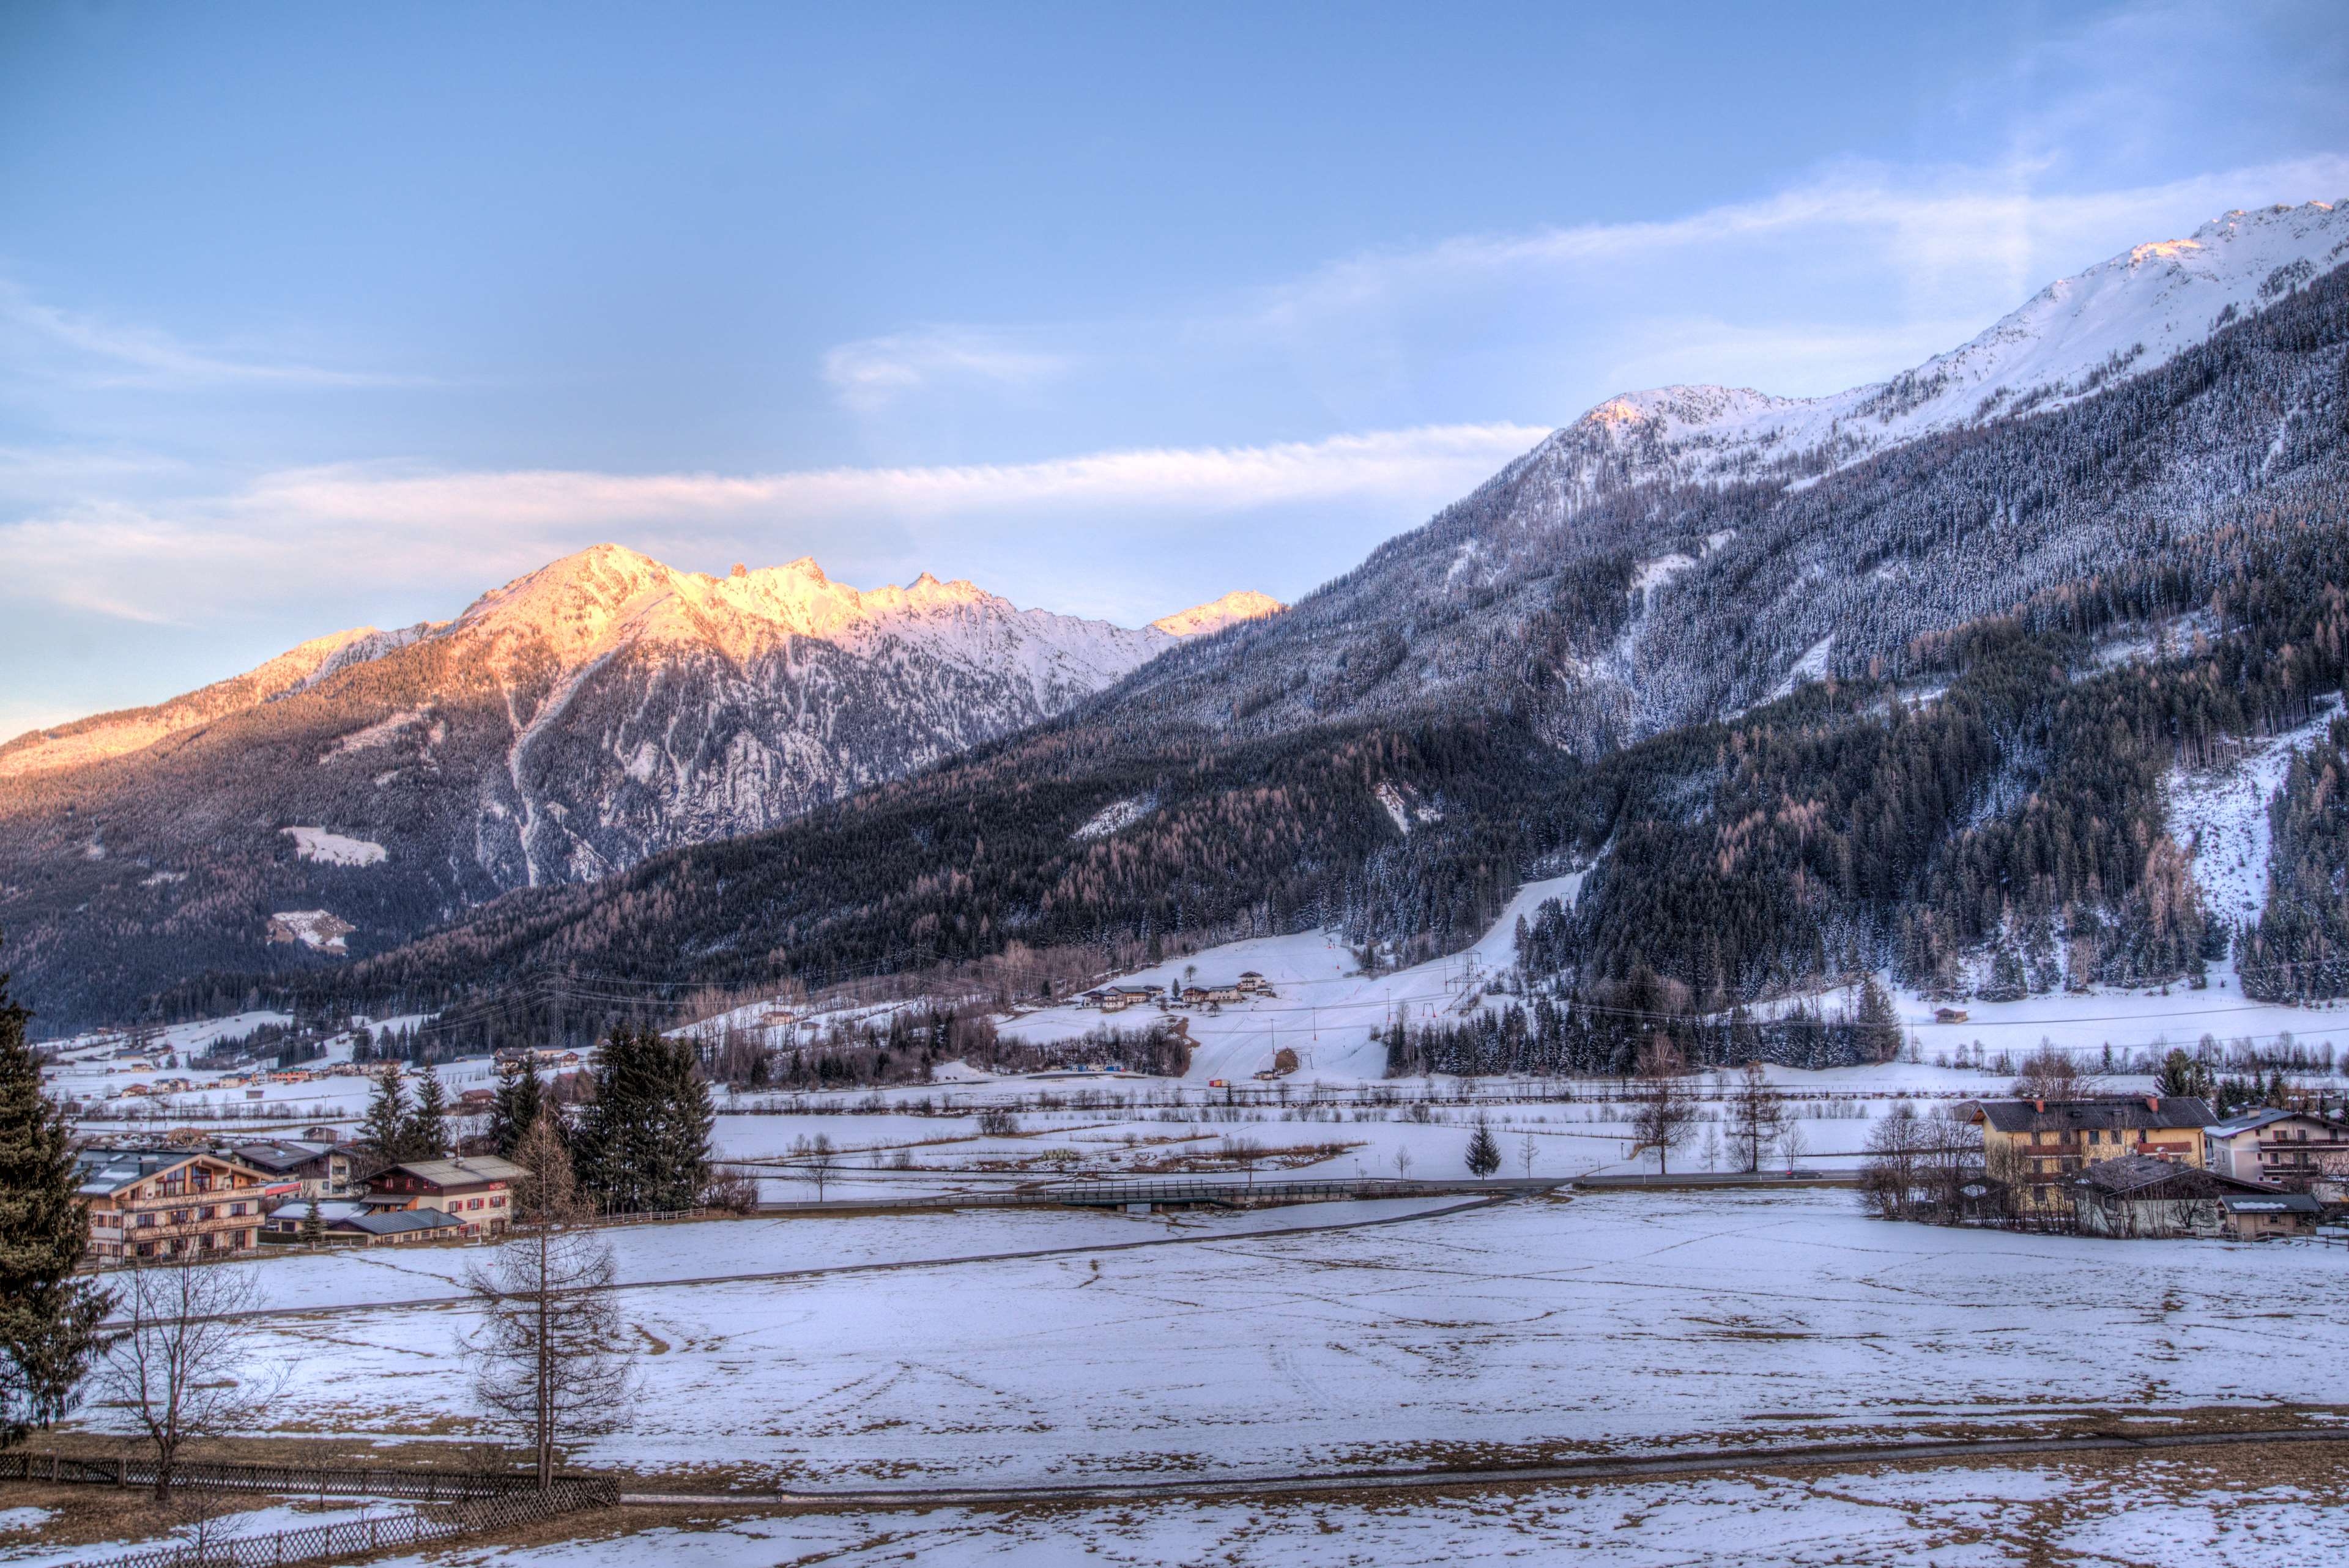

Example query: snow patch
[1631,552,1698,599]
[321,708,429,761]
[1374,782,1412,834]
[2167,698,2342,923]
[267,909,355,953]
[1073,795,1154,841]
[1768,635,1834,701]
[281,826,388,867]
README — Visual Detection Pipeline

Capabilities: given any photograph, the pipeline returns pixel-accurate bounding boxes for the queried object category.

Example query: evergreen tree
[1854,977,1904,1063]
[571,1026,714,1215]
[357,1065,409,1162]
[1464,1119,1501,1180]
[489,1057,547,1158]
[405,1070,453,1160]
[299,1199,324,1249]
[0,963,113,1444]
[2154,1048,2213,1100]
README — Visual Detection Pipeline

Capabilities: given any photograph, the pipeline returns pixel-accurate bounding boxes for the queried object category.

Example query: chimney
[2146,1095,2159,1113]
[2034,1098,2045,1113]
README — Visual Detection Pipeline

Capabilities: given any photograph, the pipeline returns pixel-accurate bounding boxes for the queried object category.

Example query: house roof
[1969,1096,2214,1134]
[2076,1154,2280,1199]
[2217,1191,2323,1215]
[343,1207,467,1236]
[2205,1108,2349,1137]
[369,1155,528,1189]
[229,1140,339,1174]
[268,1199,368,1224]
[72,1146,268,1197]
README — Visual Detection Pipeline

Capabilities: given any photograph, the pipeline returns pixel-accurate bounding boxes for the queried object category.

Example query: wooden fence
[0,1455,615,1568]
[64,1483,612,1568]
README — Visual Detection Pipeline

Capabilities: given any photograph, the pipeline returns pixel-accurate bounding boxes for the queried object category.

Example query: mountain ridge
[0,549,1278,779]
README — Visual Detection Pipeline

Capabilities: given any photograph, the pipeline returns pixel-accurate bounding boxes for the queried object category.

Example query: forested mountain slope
[1104,201,2349,755]
[0,547,1271,1026]
[187,226,2349,1054]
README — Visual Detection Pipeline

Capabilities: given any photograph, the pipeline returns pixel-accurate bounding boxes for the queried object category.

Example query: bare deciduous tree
[790,1133,839,1202]
[1724,1061,1787,1174]
[464,1116,636,1490]
[2011,1040,2100,1101]
[1629,1038,1699,1175]
[96,1256,273,1500]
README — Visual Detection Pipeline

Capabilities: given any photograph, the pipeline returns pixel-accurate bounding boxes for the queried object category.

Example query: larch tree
[466,1114,635,1489]
[1725,1060,1787,1173]
[1628,1037,1699,1175]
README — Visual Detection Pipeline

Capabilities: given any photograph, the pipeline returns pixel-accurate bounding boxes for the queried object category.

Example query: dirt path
[615,1425,2349,1509]
[160,1193,1520,1325]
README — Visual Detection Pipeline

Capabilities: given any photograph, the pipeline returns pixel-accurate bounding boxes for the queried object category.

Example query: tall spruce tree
[0,963,113,1444]
[1854,977,1904,1063]
[489,1057,547,1158]
[357,1065,409,1163]
[572,1026,713,1214]
[404,1070,453,1159]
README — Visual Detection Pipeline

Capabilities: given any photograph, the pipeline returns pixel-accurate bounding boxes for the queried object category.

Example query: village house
[228,1138,352,1199]
[262,1198,467,1246]
[1237,971,1267,993]
[362,1154,527,1237]
[75,1147,273,1261]
[2202,1108,2349,1195]
[2071,1154,2321,1240]
[1962,1096,2214,1211]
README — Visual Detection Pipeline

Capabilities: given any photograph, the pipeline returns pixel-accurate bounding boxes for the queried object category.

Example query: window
[489,1194,505,1208]
[136,1212,155,1228]
[198,1207,215,1222]
[228,1202,245,1216]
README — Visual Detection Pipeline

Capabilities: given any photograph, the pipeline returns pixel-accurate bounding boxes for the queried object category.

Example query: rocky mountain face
[251,203,2349,1052]
[0,548,1275,1025]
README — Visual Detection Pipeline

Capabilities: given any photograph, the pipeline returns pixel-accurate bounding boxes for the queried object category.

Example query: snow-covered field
[112,1189,2349,1493]
[373,1451,2349,1567]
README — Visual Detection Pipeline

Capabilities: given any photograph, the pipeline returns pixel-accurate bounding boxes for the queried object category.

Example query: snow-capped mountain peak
[1518,199,2349,506]
[1151,590,1286,638]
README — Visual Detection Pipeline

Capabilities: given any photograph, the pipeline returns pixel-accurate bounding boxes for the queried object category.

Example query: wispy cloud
[0,423,1548,626]
[823,327,1077,412]
[0,278,429,390]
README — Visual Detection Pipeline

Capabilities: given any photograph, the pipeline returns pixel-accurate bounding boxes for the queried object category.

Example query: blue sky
[4,0,2348,735]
